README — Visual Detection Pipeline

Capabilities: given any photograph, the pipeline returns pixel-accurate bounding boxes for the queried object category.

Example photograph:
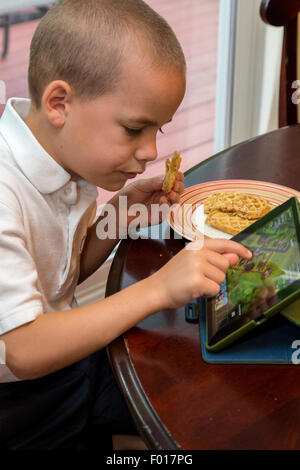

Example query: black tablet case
[198,298,300,364]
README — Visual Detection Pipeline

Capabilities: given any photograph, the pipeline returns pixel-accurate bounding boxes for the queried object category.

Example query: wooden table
[106,125,300,450]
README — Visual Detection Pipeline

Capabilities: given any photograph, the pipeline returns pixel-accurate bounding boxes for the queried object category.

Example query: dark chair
[260,0,300,127]
[0,6,52,60]
[0,15,10,59]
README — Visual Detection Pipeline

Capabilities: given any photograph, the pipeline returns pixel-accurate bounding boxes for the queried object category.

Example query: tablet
[205,197,300,352]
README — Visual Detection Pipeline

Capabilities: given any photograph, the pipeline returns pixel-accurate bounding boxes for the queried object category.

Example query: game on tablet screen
[209,204,300,340]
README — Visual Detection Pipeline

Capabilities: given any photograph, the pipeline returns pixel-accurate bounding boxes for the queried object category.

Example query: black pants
[0,349,138,450]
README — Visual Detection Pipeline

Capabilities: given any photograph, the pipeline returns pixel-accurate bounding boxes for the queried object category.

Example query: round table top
[106,125,300,450]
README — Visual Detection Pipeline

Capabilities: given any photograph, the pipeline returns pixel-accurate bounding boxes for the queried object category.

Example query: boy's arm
[78,173,184,284]
[78,193,122,284]
[78,174,185,284]
[1,238,251,381]
[1,274,163,381]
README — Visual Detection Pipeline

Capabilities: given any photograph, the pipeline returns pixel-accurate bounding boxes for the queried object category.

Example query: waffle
[204,191,272,220]
[205,210,259,236]
[162,151,182,194]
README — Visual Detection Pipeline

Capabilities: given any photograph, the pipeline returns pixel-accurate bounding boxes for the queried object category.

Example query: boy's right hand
[151,238,252,310]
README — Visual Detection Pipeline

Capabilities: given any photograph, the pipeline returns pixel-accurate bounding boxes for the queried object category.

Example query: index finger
[176,171,184,181]
[205,238,252,259]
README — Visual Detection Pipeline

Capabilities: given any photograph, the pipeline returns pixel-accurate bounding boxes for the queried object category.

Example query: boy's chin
[99,180,126,192]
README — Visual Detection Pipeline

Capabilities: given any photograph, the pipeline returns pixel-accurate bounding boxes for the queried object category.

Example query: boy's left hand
[119,171,185,227]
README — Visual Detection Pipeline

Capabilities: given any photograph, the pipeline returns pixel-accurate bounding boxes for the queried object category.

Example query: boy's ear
[41,80,73,128]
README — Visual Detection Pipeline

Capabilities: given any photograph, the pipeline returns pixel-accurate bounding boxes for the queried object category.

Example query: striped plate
[169,179,300,241]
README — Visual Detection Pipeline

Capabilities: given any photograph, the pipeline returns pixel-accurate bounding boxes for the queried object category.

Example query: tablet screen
[206,198,300,347]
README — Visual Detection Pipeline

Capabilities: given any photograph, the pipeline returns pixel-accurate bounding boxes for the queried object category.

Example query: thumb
[150,174,165,189]
[136,175,165,192]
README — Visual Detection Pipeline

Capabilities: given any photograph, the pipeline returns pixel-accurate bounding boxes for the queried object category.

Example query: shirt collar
[0,98,71,194]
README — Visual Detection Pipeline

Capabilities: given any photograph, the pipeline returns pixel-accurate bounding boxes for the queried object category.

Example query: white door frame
[214,0,237,152]
[215,0,283,152]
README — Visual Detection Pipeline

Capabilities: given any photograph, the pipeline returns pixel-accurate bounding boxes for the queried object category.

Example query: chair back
[260,0,300,126]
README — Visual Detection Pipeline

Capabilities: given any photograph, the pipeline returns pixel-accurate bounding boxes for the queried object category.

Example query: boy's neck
[24,106,79,182]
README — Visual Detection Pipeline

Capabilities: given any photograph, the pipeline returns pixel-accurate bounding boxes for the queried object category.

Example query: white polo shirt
[0,98,98,382]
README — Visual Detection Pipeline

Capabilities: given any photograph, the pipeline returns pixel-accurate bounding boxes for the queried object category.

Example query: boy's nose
[135,138,158,163]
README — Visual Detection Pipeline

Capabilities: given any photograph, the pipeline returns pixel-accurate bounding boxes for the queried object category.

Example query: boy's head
[29,0,186,108]
[26,0,186,190]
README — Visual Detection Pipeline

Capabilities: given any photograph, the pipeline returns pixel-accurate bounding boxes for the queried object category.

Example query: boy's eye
[123,126,165,136]
[124,126,143,136]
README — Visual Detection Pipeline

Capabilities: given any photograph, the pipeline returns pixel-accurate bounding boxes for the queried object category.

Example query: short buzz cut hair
[28,0,186,108]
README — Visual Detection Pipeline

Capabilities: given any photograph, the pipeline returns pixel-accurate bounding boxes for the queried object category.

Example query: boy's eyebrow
[127,117,173,125]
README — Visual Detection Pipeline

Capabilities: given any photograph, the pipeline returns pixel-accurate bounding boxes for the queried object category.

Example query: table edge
[105,239,179,450]
[183,123,300,179]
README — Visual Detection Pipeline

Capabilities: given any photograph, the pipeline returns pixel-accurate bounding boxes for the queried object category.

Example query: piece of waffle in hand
[162,151,182,194]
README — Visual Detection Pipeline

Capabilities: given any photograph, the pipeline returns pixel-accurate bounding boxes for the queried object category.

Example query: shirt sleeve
[0,201,43,335]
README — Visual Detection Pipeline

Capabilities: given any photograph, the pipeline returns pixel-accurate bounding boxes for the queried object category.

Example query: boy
[0,0,251,450]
